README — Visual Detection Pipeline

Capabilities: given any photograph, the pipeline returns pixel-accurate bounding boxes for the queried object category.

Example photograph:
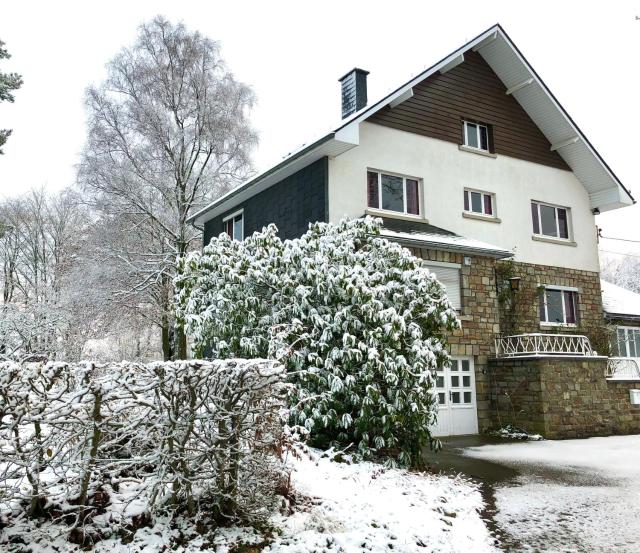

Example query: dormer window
[223,210,244,241]
[462,120,490,152]
[367,170,420,216]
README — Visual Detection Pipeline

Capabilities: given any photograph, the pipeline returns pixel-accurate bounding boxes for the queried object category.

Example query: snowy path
[462,435,640,552]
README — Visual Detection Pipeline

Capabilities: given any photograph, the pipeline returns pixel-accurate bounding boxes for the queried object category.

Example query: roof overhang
[338,24,634,213]
[191,24,633,226]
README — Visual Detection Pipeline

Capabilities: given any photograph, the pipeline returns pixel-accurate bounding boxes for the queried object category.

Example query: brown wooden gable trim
[367,50,570,171]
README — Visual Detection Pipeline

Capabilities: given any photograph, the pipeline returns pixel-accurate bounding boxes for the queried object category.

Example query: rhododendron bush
[175,217,459,466]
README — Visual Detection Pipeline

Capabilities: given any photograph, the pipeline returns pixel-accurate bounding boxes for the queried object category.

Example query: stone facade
[489,356,640,438]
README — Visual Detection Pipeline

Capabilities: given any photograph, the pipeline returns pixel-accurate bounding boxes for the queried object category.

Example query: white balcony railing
[495,333,595,358]
[606,357,640,380]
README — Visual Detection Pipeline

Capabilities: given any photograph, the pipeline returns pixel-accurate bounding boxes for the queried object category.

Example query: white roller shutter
[424,263,462,310]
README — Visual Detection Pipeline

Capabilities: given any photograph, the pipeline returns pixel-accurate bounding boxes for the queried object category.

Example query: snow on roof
[601,280,640,319]
[378,217,512,258]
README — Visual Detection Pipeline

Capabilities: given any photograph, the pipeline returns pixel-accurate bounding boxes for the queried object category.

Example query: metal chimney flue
[339,68,369,119]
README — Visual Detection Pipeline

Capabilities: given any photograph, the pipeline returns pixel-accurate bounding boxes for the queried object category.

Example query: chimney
[338,68,369,119]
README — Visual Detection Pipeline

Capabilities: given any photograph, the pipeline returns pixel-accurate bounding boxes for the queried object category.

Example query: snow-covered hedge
[0,359,287,544]
[176,217,459,466]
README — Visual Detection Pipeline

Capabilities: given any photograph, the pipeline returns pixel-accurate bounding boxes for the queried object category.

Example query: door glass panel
[464,392,472,404]
[436,375,444,388]
[381,174,404,212]
[450,360,459,371]
[540,205,558,237]
[461,360,470,371]
[451,375,459,387]
[451,392,461,404]
[438,392,446,405]
[463,375,471,387]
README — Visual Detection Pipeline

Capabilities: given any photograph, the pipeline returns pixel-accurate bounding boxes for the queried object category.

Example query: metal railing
[606,357,640,380]
[494,333,595,358]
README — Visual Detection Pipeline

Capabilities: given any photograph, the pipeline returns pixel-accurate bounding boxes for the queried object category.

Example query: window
[464,189,494,216]
[531,201,570,239]
[462,120,490,152]
[424,262,461,311]
[615,327,640,358]
[539,286,578,325]
[223,210,243,241]
[367,170,420,215]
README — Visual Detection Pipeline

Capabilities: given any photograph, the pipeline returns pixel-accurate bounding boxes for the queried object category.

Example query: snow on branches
[0,359,288,546]
[175,217,459,466]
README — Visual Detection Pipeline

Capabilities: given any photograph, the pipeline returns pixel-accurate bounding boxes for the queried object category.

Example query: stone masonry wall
[408,247,500,431]
[489,357,640,438]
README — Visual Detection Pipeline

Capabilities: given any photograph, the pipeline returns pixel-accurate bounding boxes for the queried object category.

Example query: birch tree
[78,16,257,360]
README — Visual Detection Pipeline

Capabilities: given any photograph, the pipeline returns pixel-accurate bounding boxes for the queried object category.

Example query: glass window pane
[618,328,628,357]
[233,215,243,241]
[451,375,460,387]
[436,375,444,388]
[463,392,472,404]
[564,291,576,324]
[539,290,546,322]
[463,375,471,387]
[479,125,489,150]
[450,360,459,371]
[558,208,569,239]
[546,289,564,323]
[540,205,558,237]
[406,179,420,215]
[451,392,461,404]
[484,194,493,215]
[532,202,540,234]
[465,123,478,148]
[464,190,469,211]
[630,332,637,358]
[470,192,482,213]
[381,174,404,212]
[461,360,470,371]
[438,392,446,405]
[635,330,640,358]
[367,171,379,208]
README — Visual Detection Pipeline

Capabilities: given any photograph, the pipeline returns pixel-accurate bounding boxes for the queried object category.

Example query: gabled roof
[189,24,634,226]
[601,280,640,321]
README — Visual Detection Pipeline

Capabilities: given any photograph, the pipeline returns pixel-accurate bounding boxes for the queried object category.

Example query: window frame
[615,326,640,358]
[462,120,491,152]
[531,200,571,240]
[223,209,244,241]
[539,285,579,326]
[463,188,496,217]
[367,169,422,216]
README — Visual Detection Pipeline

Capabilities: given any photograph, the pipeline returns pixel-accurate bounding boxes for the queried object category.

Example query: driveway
[429,434,640,552]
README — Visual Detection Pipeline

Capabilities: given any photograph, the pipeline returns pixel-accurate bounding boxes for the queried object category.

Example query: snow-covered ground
[2,450,498,552]
[463,435,640,552]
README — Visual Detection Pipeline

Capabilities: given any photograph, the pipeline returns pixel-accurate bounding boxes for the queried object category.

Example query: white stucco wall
[328,122,600,272]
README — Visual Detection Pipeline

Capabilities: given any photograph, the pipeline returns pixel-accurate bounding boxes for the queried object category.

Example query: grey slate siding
[203,157,328,245]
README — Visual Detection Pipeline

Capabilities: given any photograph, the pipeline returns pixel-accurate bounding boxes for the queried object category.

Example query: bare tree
[601,254,640,294]
[78,16,257,360]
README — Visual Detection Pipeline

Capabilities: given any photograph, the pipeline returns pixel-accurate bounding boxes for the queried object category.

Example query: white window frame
[615,326,640,358]
[462,120,490,152]
[540,285,579,326]
[531,201,571,240]
[223,209,244,241]
[464,188,496,217]
[368,169,422,216]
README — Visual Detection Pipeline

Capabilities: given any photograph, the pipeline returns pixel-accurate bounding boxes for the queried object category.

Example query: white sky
[0,1,638,258]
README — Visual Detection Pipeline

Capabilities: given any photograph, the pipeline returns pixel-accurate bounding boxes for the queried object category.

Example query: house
[189,24,639,438]
[602,280,640,379]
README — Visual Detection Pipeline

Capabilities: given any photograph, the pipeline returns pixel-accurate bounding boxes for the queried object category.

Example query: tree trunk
[161,313,172,362]
[175,324,187,360]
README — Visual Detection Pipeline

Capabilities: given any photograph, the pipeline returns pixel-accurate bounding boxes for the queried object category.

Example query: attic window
[462,120,491,152]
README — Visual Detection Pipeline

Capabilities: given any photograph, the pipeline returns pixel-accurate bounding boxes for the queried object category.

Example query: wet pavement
[424,434,640,552]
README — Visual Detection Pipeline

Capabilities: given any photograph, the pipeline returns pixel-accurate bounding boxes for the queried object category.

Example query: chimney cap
[338,67,370,82]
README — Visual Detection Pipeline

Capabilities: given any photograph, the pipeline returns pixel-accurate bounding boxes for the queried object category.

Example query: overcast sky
[0,1,638,258]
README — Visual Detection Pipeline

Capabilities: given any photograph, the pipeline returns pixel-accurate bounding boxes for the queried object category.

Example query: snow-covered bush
[176,217,459,466]
[0,359,287,544]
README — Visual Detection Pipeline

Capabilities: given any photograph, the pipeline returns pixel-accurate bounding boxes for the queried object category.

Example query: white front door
[431,356,478,436]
